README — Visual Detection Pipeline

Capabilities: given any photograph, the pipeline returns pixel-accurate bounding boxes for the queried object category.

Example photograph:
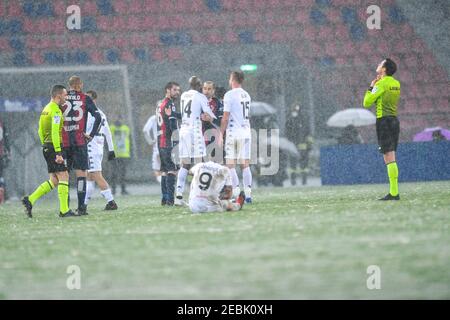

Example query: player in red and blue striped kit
[60,76,101,215]
[156,82,181,206]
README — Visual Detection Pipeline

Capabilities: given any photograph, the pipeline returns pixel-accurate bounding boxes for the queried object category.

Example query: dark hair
[51,84,66,97]
[231,71,244,84]
[164,81,180,93]
[86,90,97,100]
[189,76,202,90]
[383,58,397,76]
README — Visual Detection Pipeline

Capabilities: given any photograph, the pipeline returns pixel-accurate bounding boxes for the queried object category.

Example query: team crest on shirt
[53,115,61,124]
[371,86,379,94]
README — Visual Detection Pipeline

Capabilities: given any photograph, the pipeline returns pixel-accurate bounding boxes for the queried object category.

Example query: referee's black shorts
[43,145,68,173]
[63,145,89,171]
[159,147,177,173]
[376,116,400,154]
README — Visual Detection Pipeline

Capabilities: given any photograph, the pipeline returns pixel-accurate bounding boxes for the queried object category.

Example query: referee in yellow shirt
[22,85,78,217]
[363,58,401,200]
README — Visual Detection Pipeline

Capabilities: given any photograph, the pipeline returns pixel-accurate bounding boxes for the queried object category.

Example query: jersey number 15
[241,101,250,119]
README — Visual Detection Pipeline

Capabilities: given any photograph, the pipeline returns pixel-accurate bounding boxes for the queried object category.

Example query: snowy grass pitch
[1,181,449,299]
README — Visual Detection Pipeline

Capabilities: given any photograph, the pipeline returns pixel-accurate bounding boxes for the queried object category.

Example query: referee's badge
[53,115,61,124]
[371,86,379,94]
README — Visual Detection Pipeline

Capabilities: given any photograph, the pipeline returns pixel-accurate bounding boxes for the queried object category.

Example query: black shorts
[159,147,177,173]
[43,146,68,173]
[63,145,89,171]
[376,116,400,154]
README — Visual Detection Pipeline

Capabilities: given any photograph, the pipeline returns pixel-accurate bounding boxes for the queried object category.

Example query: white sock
[243,167,252,198]
[85,180,96,205]
[230,168,240,197]
[176,167,189,196]
[101,189,114,202]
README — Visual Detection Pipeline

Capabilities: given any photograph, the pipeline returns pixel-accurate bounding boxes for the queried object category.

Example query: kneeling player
[188,161,245,214]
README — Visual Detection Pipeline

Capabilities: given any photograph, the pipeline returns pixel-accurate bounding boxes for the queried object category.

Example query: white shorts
[225,130,251,160]
[152,144,160,171]
[189,197,225,214]
[179,127,206,159]
[87,138,104,173]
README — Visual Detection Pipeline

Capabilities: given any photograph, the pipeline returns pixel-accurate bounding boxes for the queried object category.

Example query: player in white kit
[84,90,118,210]
[175,76,216,205]
[188,161,245,213]
[143,110,161,184]
[219,71,253,203]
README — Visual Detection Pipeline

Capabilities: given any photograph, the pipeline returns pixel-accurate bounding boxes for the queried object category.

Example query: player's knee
[50,176,59,187]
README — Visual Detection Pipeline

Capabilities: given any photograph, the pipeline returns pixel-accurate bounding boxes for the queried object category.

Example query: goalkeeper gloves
[108,151,116,161]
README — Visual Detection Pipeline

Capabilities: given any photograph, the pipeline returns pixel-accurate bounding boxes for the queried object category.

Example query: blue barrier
[320,142,450,185]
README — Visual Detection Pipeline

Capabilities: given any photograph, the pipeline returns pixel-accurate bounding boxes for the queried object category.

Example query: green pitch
[1,181,449,299]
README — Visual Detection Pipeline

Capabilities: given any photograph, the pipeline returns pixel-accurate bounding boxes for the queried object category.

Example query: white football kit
[223,88,251,160]
[188,161,235,213]
[143,115,160,171]
[86,108,114,172]
[179,90,216,159]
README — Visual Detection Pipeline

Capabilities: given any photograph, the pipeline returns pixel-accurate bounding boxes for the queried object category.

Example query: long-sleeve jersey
[143,115,158,146]
[60,90,101,147]
[86,107,114,152]
[363,76,401,118]
[156,97,178,148]
[38,101,63,152]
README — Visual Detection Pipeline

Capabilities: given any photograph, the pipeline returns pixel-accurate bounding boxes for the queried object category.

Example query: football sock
[243,167,252,197]
[77,177,87,209]
[230,168,240,197]
[85,180,95,205]
[176,167,189,195]
[161,175,168,202]
[166,173,176,203]
[58,181,70,214]
[29,180,54,205]
[101,189,114,203]
[387,162,399,196]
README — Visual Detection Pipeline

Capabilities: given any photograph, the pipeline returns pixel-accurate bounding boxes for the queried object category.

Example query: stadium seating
[0,0,448,139]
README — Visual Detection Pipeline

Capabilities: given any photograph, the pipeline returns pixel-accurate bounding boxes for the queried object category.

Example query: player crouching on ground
[188,161,245,214]
[84,90,118,210]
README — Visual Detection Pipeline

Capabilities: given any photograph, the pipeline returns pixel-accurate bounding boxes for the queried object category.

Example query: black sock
[77,177,86,210]
[166,174,176,203]
[161,175,168,201]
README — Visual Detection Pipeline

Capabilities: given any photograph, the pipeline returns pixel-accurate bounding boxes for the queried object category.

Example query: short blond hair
[68,76,82,87]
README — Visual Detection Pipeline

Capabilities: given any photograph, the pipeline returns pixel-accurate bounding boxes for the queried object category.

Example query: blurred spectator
[432,130,446,142]
[110,119,131,195]
[285,103,312,186]
[338,125,363,145]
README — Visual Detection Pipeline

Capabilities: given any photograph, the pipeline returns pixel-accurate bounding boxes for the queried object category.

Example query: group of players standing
[21,70,254,217]
[22,76,118,217]
[153,70,253,213]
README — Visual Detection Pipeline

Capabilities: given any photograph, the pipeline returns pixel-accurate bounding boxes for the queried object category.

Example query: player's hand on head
[108,151,116,161]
